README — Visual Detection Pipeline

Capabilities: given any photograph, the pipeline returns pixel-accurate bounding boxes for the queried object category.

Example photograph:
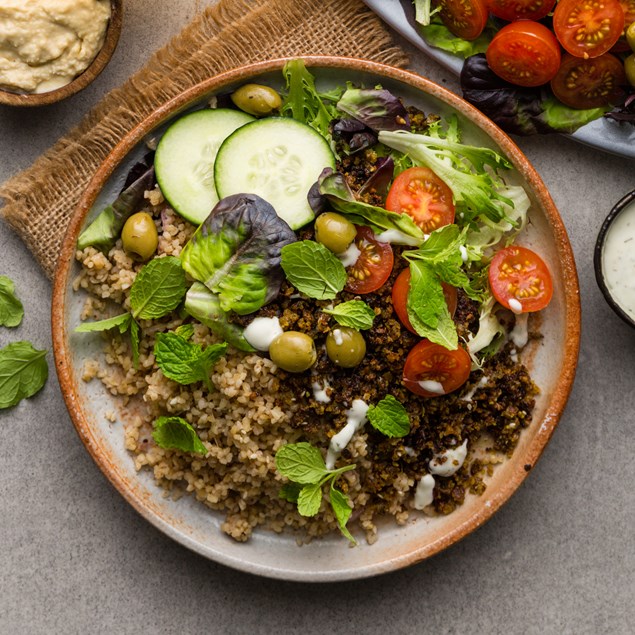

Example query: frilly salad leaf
[461,54,607,136]
[180,194,296,315]
[312,168,424,245]
[77,160,156,251]
[184,282,255,352]
[358,157,395,198]
[466,295,506,366]
[378,127,516,225]
[336,87,410,131]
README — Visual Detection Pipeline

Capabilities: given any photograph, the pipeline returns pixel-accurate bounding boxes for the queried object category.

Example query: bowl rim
[51,56,581,581]
[594,188,635,329]
[0,0,122,107]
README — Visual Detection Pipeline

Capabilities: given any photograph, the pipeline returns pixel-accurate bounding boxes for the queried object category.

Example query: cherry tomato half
[403,340,472,398]
[485,0,556,22]
[385,167,455,234]
[550,53,626,108]
[486,21,562,87]
[437,0,489,40]
[392,269,458,335]
[489,246,553,313]
[554,0,625,59]
[345,226,394,294]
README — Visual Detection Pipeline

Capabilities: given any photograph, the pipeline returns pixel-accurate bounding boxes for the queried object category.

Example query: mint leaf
[329,483,356,544]
[279,482,303,503]
[174,323,195,340]
[280,241,347,300]
[275,442,328,484]
[154,332,226,389]
[367,395,410,438]
[297,483,323,517]
[0,341,48,409]
[324,300,375,330]
[130,257,187,320]
[75,312,131,333]
[407,261,458,350]
[152,416,207,454]
[0,276,23,328]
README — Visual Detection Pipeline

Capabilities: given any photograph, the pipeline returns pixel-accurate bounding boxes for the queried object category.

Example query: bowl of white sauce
[0,0,122,107]
[595,189,635,328]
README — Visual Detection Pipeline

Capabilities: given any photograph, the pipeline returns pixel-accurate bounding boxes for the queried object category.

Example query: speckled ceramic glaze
[0,0,122,107]
[52,57,580,581]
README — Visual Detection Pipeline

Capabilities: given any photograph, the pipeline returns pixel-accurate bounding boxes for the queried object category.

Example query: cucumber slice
[154,109,254,224]
[214,118,335,230]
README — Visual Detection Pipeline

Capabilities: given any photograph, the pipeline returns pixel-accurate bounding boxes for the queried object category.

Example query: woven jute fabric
[0,0,408,279]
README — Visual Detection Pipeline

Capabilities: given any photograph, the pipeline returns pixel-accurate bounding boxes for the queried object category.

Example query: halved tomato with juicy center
[403,339,472,397]
[345,226,394,294]
[437,0,489,40]
[485,0,556,21]
[392,269,458,335]
[385,167,455,234]
[488,245,553,313]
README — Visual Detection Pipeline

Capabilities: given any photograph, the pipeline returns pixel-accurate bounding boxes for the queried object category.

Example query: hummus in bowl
[0,0,122,106]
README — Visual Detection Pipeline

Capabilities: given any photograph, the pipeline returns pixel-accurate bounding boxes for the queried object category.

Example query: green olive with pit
[268,331,317,373]
[326,327,366,368]
[627,22,635,53]
[231,84,282,116]
[625,54,635,88]
[121,212,158,261]
[314,212,357,254]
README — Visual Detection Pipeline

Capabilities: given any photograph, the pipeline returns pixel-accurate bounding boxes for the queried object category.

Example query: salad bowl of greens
[52,57,580,581]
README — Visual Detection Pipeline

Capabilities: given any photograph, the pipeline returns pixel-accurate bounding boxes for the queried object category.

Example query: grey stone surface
[0,2,633,633]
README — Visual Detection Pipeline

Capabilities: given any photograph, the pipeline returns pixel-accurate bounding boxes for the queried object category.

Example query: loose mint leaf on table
[0,341,48,409]
[152,416,207,454]
[74,312,132,333]
[280,241,347,300]
[0,276,24,328]
[329,483,356,544]
[154,332,227,391]
[324,300,375,330]
[274,441,329,484]
[297,482,323,517]
[130,256,187,320]
[366,395,410,438]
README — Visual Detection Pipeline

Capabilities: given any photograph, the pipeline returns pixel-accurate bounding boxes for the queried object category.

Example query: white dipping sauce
[325,399,369,469]
[429,440,468,477]
[602,201,635,320]
[243,317,283,351]
[413,474,435,510]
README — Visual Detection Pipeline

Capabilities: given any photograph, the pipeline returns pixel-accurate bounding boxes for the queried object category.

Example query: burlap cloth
[0,0,408,279]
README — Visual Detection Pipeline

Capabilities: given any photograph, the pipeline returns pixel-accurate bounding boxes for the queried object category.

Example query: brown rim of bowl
[52,56,581,581]
[0,0,122,107]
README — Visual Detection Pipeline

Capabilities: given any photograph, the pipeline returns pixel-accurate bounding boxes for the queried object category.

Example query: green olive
[269,331,317,373]
[326,327,366,368]
[314,212,357,254]
[231,84,282,116]
[625,54,635,88]
[121,212,158,261]
[627,22,635,53]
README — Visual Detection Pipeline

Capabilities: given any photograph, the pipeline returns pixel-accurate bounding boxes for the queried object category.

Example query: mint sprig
[130,256,187,320]
[275,442,357,543]
[323,300,375,330]
[367,395,410,438]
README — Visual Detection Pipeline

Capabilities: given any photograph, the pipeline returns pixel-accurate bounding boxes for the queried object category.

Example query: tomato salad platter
[363,0,635,158]
[53,58,579,580]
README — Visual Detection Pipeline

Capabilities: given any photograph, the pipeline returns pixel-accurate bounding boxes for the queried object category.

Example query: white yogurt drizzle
[510,312,529,348]
[332,328,344,346]
[413,474,435,510]
[242,316,283,351]
[459,245,468,263]
[312,380,331,404]
[418,379,445,395]
[325,399,369,469]
[508,298,523,314]
[460,376,489,403]
[429,440,468,477]
[337,242,361,268]
[374,229,422,246]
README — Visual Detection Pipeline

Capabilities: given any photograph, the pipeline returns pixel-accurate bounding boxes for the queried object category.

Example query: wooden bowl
[0,0,122,107]
[52,57,581,581]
